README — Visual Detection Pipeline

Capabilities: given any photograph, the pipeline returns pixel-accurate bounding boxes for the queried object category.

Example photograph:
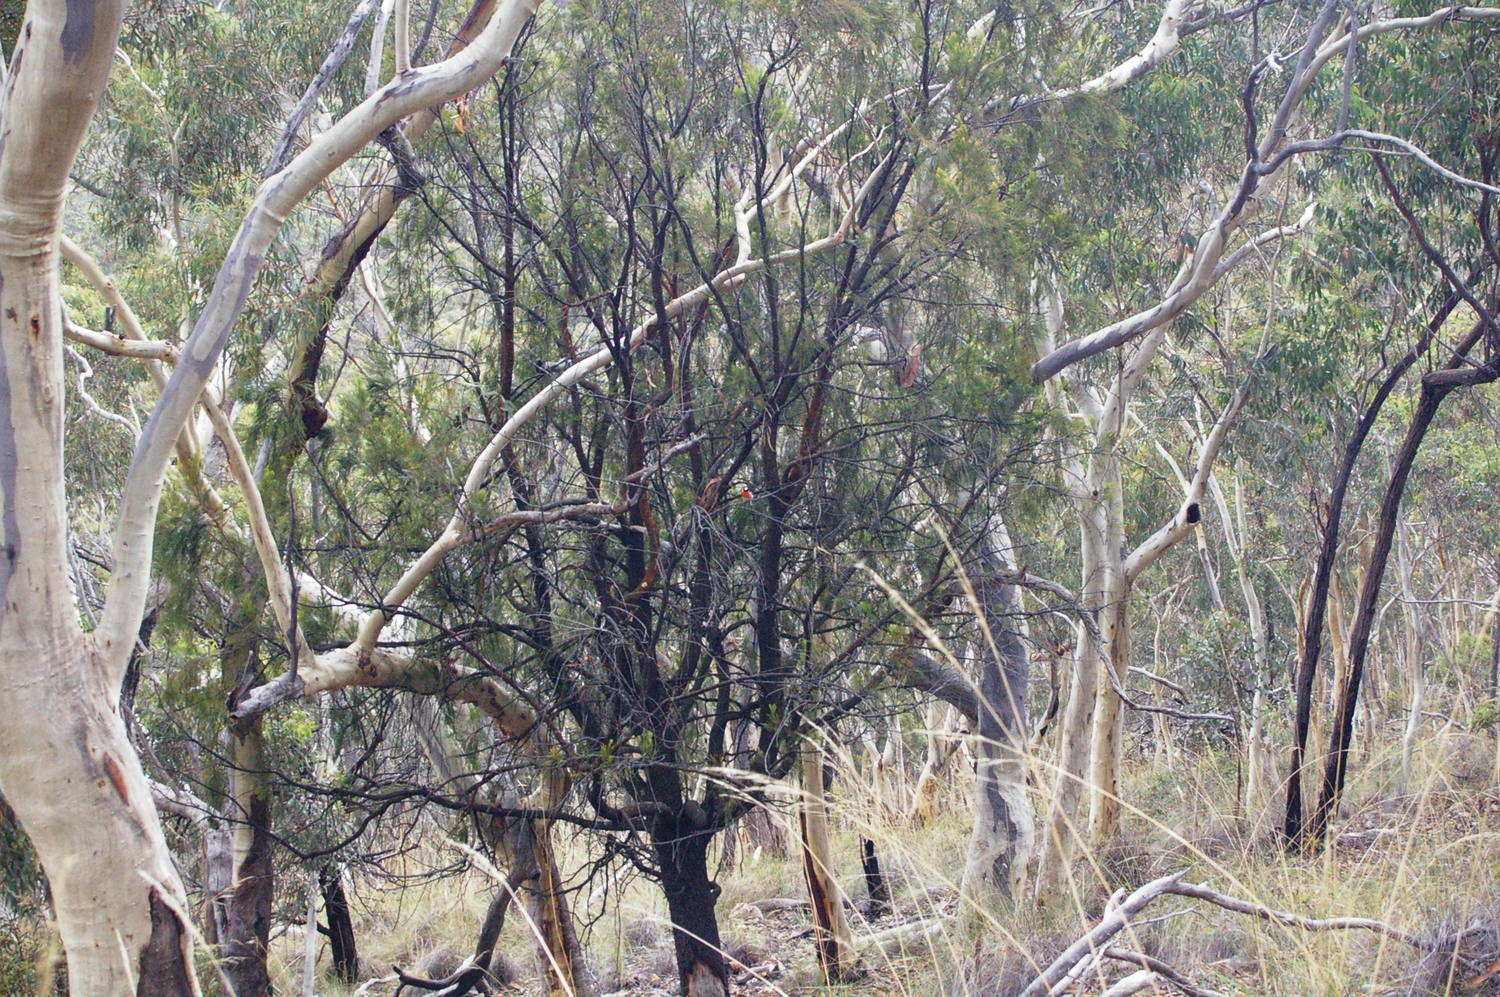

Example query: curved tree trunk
[1312,364,1494,840]
[0,0,201,992]
[1283,288,1460,846]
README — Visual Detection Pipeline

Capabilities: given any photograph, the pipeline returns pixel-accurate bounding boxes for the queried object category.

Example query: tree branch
[96,0,544,687]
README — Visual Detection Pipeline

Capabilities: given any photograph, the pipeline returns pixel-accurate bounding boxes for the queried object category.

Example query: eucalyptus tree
[1009,0,1500,870]
[315,1,1067,988]
[0,0,540,990]
[1301,54,1500,843]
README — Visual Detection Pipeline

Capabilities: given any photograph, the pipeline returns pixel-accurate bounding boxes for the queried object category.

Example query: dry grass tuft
[241,723,1500,996]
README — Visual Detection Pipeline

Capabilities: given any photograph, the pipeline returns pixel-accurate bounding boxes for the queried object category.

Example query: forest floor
[266,724,1500,997]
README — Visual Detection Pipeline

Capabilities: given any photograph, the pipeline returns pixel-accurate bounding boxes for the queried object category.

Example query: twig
[1102,947,1226,997]
[266,0,383,175]
[1129,666,1187,697]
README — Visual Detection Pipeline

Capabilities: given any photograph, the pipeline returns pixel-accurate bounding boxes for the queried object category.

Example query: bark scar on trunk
[60,0,99,64]
[102,751,130,805]
[137,888,195,997]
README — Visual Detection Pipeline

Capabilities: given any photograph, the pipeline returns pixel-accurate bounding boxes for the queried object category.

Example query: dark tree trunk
[1283,289,1462,847]
[393,872,521,997]
[653,806,728,997]
[319,865,359,984]
[1312,362,1497,839]
[860,838,890,918]
[220,741,273,997]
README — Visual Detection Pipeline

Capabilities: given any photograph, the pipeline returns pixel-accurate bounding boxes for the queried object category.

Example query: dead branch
[1102,947,1226,997]
[1018,871,1188,997]
[1165,880,1424,949]
[1021,873,1435,997]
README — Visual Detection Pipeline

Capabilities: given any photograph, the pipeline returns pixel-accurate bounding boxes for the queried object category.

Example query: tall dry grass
[260,717,1500,996]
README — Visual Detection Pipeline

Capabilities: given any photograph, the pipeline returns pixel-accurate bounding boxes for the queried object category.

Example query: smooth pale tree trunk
[1082,434,1129,849]
[799,734,859,984]
[1085,357,1259,847]
[909,703,960,827]
[1398,526,1426,787]
[1031,283,1091,897]
[867,726,899,823]
[1036,506,1106,896]
[1210,470,1274,821]
[954,513,1036,905]
[1195,524,1226,611]
[0,0,202,992]
[1089,587,1129,846]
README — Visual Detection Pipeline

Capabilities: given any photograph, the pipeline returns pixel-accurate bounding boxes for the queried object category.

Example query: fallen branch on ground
[1102,947,1225,997]
[1019,871,1446,997]
[1164,880,1423,949]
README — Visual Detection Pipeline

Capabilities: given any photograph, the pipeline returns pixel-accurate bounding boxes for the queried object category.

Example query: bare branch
[985,0,1196,121]
[96,0,544,685]
[1165,881,1424,949]
[266,0,384,176]
[1101,949,1225,997]
[1123,356,1265,584]
[1030,7,1500,382]
[1018,872,1188,997]
[343,147,895,660]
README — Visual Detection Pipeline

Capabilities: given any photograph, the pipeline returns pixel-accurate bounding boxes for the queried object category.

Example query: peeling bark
[799,737,858,983]
[962,523,1034,903]
[222,711,274,997]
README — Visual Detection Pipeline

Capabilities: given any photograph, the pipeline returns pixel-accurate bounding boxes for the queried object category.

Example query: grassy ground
[255,722,1500,996]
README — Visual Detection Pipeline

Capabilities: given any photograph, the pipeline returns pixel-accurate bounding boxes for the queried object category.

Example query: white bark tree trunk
[0,0,201,992]
[1088,574,1131,845]
[909,703,960,827]
[1397,523,1426,786]
[1210,469,1275,821]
